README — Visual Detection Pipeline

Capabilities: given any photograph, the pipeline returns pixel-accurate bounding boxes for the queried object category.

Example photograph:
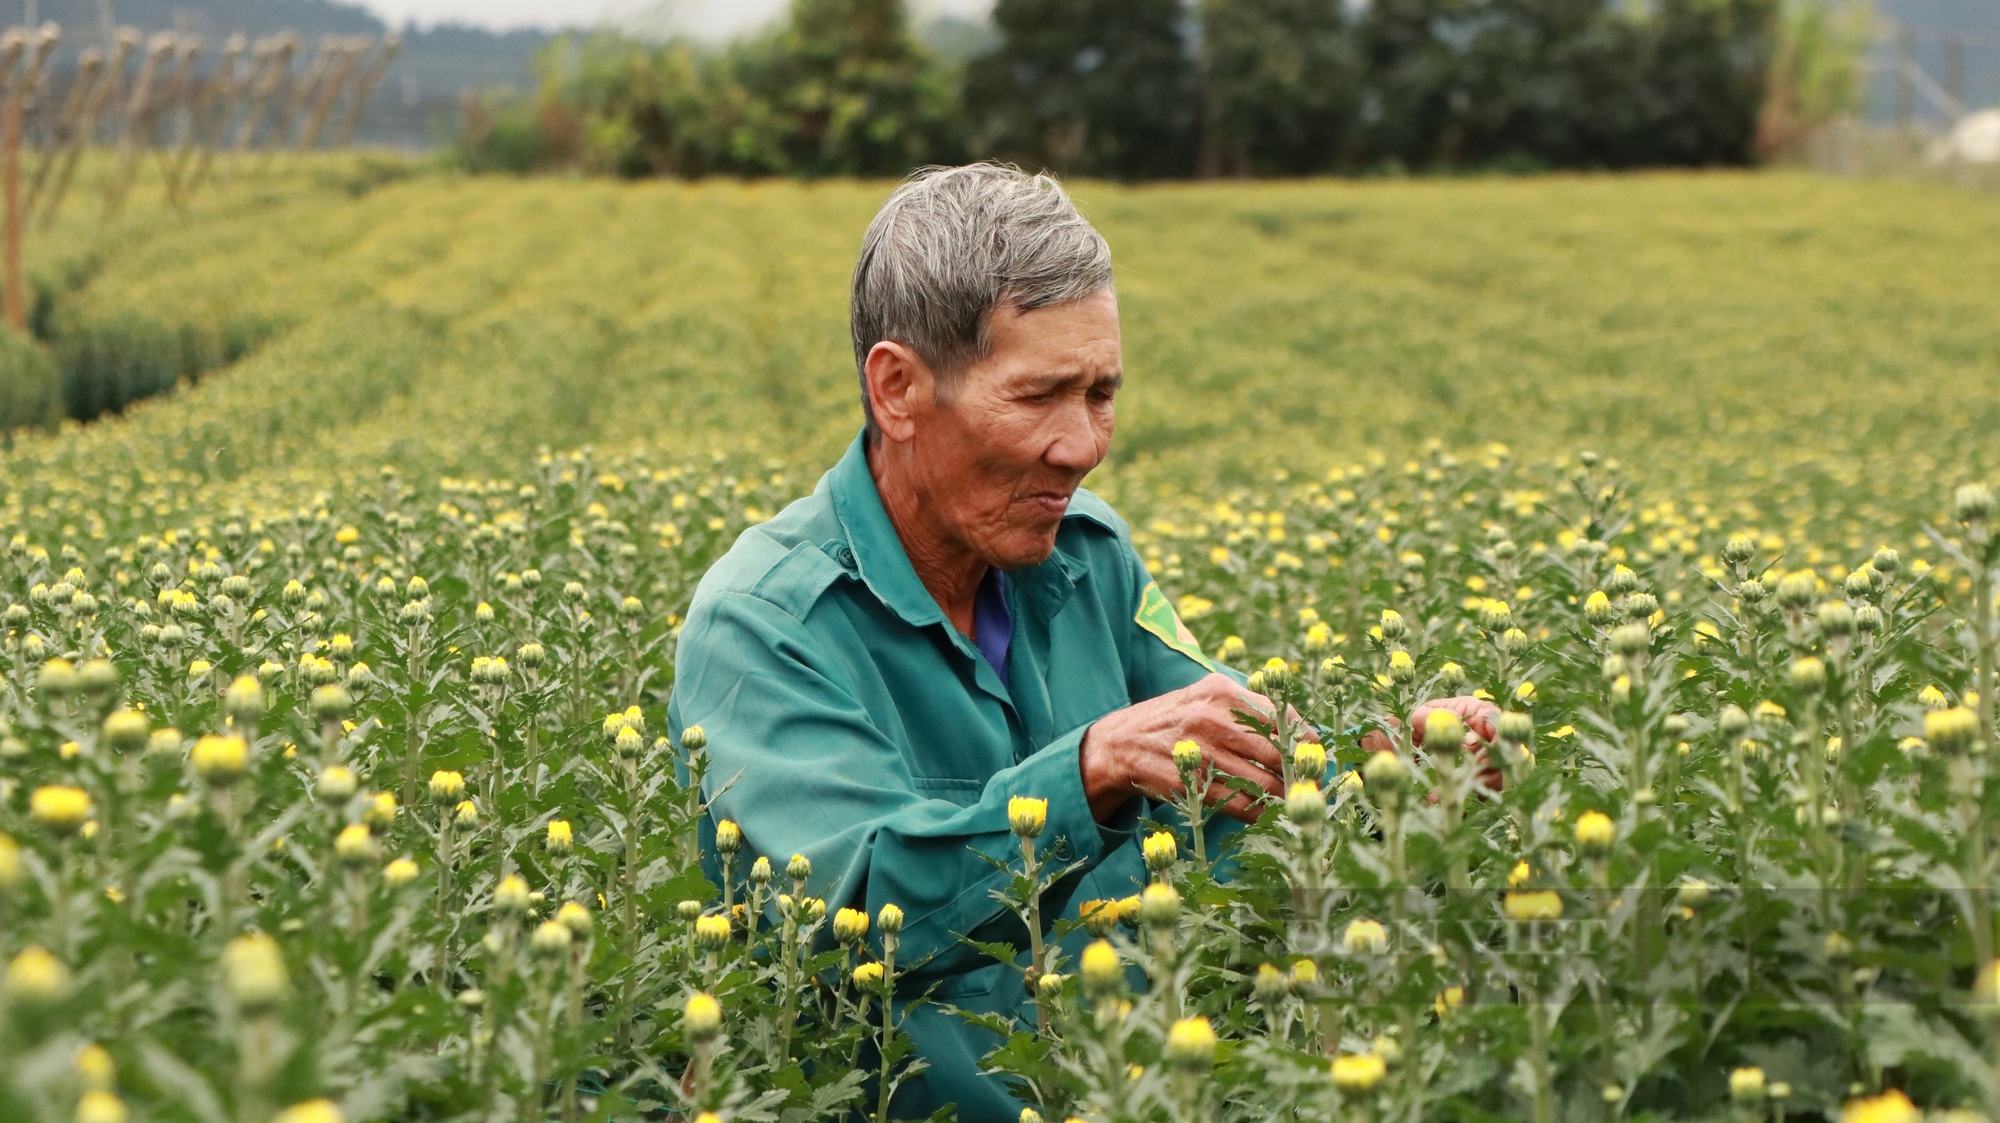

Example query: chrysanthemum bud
[1172,739,1201,773]
[1926,706,1980,755]
[877,902,903,934]
[1139,882,1180,927]
[1610,622,1650,659]
[1362,750,1408,796]
[1721,535,1756,566]
[384,857,420,886]
[5,945,70,1003]
[530,919,573,959]
[1286,780,1327,831]
[545,819,573,856]
[1165,1016,1217,1073]
[694,914,731,949]
[1676,877,1710,909]
[1293,741,1327,781]
[335,824,377,867]
[852,961,885,990]
[428,770,466,803]
[1504,889,1564,921]
[516,642,545,670]
[1574,810,1615,857]
[1730,1067,1765,1101]
[223,932,288,1012]
[1789,655,1827,695]
[1378,609,1407,639]
[102,708,150,752]
[494,874,531,916]
[683,992,722,1042]
[1422,709,1466,751]
[1342,918,1388,955]
[749,856,772,884]
[189,731,250,783]
[454,800,478,826]
[363,792,397,829]
[1955,483,1995,525]
[1332,1052,1387,1093]
[271,1100,343,1123]
[29,784,93,837]
[1254,962,1289,1002]
[1008,796,1048,839]
[1387,649,1416,684]
[834,907,869,944]
[310,685,352,722]
[1142,831,1177,872]
[1775,571,1816,609]
[680,725,707,752]
[615,726,643,758]
[787,853,812,882]
[1818,602,1855,639]
[1081,939,1121,996]
[1718,704,1751,737]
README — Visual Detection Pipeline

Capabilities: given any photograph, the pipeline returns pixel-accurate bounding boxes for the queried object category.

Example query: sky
[354,0,991,37]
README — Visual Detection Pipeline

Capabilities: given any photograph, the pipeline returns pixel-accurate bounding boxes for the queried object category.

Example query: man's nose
[1043,398,1107,473]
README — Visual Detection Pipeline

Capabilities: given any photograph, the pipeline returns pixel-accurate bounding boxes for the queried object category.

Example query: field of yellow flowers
[2,160,2000,1123]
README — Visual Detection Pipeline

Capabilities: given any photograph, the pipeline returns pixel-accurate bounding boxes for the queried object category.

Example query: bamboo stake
[26,46,100,212]
[3,24,56,333]
[148,36,200,205]
[269,35,331,153]
[334,32,398,150]
[297,35,364,152]
[182,33,248,200]
[39,28,133,230]
[103,32,174,220]
[232,35,292,154]
[166,33,237,204]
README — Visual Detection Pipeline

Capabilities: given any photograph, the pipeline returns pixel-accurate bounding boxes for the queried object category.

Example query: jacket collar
[823,430,1085,632]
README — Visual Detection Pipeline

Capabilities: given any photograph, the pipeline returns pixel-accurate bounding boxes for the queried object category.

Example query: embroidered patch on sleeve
[1135,582,1220,673]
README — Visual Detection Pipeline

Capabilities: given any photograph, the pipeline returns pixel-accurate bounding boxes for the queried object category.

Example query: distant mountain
[27,0,554,148]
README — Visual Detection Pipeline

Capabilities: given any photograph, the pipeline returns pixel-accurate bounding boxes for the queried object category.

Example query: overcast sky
[354,0,991,37]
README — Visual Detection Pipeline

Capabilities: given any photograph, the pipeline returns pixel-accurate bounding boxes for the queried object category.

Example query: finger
[1288,708,1322,741]
[1202,750,1284,800]
[1447,696,1501,743]
[1407,702,1440,748]
[1358,730,1393,755]
[1214,726,1287,779]
[1215,791,1265,823]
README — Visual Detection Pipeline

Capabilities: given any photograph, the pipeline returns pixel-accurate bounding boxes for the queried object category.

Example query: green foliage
[512,0,962,178]
[963,0,1197,178]
[1199,0,1360,176]
[0,330,61,435]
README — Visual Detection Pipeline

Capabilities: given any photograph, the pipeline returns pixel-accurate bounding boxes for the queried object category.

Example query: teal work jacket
[666,433,1234,1121]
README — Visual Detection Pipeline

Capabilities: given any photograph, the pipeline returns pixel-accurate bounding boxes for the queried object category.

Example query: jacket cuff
[1016,722,1134,864]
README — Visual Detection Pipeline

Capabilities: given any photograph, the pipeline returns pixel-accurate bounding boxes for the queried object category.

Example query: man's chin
[987,531,1061,571]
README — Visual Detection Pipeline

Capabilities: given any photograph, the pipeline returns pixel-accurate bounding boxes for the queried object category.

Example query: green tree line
[451,0,1851,178]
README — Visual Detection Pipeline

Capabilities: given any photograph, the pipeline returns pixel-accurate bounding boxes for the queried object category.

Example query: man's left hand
[1359,695,1504,791]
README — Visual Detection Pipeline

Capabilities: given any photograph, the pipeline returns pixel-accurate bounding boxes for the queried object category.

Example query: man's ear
[863,341,933,445]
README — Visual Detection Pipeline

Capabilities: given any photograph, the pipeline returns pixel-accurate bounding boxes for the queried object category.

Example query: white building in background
[1929,109,2000,162]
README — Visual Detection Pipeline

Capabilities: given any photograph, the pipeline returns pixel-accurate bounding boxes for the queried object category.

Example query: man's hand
[1079,673,1316,824]
[1360,695,1504,791]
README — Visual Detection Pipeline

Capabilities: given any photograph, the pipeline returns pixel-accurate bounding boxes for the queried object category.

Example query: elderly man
[666,164,1491,1120]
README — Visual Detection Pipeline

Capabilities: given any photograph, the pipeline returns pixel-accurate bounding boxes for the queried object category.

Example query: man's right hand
[1078,673,1304,824]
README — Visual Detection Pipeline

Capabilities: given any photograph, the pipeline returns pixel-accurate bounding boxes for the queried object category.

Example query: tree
[965,0,1195,179]
[1199,0,1361,176]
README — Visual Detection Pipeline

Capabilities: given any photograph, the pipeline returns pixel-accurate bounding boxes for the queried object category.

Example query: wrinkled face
[910,290,1121,569]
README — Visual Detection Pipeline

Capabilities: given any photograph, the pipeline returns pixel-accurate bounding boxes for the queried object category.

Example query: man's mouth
[1020,490,1073,519]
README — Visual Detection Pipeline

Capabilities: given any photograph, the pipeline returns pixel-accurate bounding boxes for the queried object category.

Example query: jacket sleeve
[675,589,1135,989]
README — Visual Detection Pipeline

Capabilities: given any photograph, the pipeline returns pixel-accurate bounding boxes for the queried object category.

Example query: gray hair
[851,163,1114,437]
